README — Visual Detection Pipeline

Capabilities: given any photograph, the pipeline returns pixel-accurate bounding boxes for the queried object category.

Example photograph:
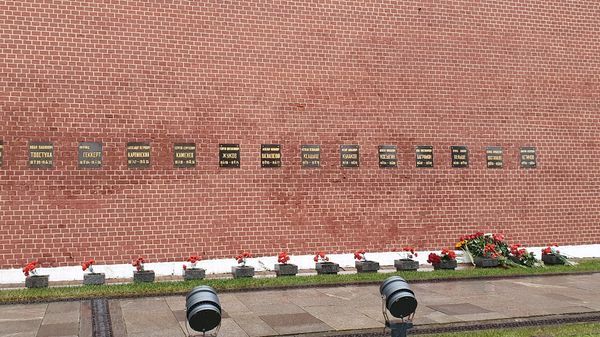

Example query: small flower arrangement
[235,252,252,267]
[456,231,510,263]
[232,251,254,278]
[82,259,105,285]
[131,256,154,283]
[353,249,366,261]
[274,251,298,276]
[314,251,339,274]
[183,255,205,280]
[23,260,48,288]
[183,255,202,270]
[132,256,146,272]
[23,261,39,277]
[509,244,539,267]
[314,251,329,263]
[399,247,418,260]
[353,249,380,273]
[427,248,456,265]
[541,244,574,265]
[277,251,291,264]
[394,247,420,271]
[81,259,96,273]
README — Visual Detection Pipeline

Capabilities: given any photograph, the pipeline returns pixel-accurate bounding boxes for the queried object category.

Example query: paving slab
[36,322,79,337]
[303,305,384,331]
[41,302,80,325]
[0,319,42,337]
[119,297,184,337]
[217,318,250,337]
[227,312,278,337]
[259,312,331,335]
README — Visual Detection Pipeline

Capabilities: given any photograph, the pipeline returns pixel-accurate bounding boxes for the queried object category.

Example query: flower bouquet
[82,259,105,285]
[132,256,155,283]
[427,248,457,270]
[232,251,255,278]
[509,244,540,267]
[541,245,574,266]
[314,251,339,275]
[274,251,298,277]
[456,232,509,267]
[394,247,419,271]
[183,255,205,280]
[353,249,380,273]
[23,260,48,288]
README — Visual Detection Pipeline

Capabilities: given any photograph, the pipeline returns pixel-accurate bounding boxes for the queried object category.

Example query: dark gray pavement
[1,273,599,337]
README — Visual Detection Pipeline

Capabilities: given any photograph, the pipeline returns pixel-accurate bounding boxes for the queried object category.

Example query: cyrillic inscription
[379,145,397,168]
[451,146,468,168]
[219,144,240,168]
[29,142,54,168]
[486,147,503,168]
[520,147,536,168]
[416,146,433,168]
[78,142,102,169]
[261,144,281,168]
[301,144,320,168]
[340,145,359,167]
[174,143,196,168]
[127,142,151,168]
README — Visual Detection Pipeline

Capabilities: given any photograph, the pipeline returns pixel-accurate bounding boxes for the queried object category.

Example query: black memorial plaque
[261,144,281,168]
[340,145,359,167]
[219,144,240,168]
[78,142,102,169]
[486,147,503,168]
[127,142,151,168]
[301,144,320,168]
[451,146,469,168]
[379,145,397,168]
[0,140,3,167]
[415,146,433,168]
[29,142,54,168]
[520,147,536,168]
[174,143,196,168]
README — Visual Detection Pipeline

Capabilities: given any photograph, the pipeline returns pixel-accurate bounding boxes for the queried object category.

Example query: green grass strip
[419,321,600,337]
[1,259,599,304]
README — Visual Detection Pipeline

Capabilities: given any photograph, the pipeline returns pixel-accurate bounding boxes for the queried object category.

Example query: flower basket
[274,263,298,277]
[133,270,155,283]
[232,266,255,278]
[474,257,500,268]
[433,260,457,270]
[184,268,206,280]
[25,275,49,288]
[542,253,565,265]
[83,273,105,285]
[316,261,339,275]
[394,259,419,271]
[355,260,380,273]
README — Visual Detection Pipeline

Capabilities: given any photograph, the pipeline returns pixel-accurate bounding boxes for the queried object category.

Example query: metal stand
[386,321,413,337]
[382,296,414,337]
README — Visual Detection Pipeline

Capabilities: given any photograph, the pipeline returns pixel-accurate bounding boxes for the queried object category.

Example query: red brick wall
[1,1,599,269]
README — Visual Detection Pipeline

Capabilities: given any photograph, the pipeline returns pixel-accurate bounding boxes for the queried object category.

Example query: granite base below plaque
[83,273,105,285]
[394,259,419,271]
[26,275,49,288]
[355,260,380,273]
[315,262,339,275]
[232,266,255,278]
[133,270,155,283]
[184,268,206,280]
[274,263,298,277]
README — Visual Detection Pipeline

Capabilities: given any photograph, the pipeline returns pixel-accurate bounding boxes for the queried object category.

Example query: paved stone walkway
[1,273,599,337]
